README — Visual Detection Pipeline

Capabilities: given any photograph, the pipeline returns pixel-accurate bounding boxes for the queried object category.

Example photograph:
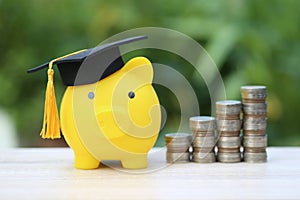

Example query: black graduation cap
[29,35,148,139]
[27,35,147,86]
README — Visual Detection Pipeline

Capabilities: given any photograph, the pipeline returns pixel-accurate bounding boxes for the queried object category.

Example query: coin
[216,100,241,115]
[241,86,267,100]
[192,130,215,137]
[217,136,241,148]
[192,152,216,163]
[242,102,267,109]
[165,133,192,145]
[243,130,266,136]
[243,152,267,163]
[217,130,241,137]
[217,152,241,163]
[165,133,192,141]
[166,146,191,153]
[193,147,215,153]
[243,111,267,131]
[243,123,267,131]
[242,99,266,103]
[166,152,190,163]
[242,103,267,115]
[165,139,192,146]
[190,116,216,132]
[243,147,266,153]
[218,147,240,153]
[216,114,241,120]
[217,120,241,132]
[243,135,267,148]
[243,116,267,124]
[217,119,241,126]
[241,85,267,92]
[241,92,267,100]
[192,136,216,148]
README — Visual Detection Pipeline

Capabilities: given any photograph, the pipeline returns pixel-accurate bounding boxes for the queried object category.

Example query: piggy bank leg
[74,151,100,170]
[121,154,148,169]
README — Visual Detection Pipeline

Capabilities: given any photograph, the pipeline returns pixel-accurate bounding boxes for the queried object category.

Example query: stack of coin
[164,133,192,163]
[241,86,267,163]
[216,100,242,163]
[189,116,216,163]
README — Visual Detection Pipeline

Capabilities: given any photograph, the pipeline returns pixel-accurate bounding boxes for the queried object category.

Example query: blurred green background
[0,0,299,147]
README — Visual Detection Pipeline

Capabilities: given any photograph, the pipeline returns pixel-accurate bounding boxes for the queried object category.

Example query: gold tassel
[40,49,87,139]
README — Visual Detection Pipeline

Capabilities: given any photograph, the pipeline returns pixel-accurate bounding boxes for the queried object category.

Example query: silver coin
[217,120,241,131]
[242,93,267,100]
[217,152,241,163]
[165,141,192,146]
[243,130,266,136]
[165,133,192,143]
[167,149,190,153]
[242,103,267,115]
[241,86,267,99]
[243,152,267,163]
[242,99,266,103]
[193,147,215,153]
[217,119,241,126]
[217,130,241,137]
[216,114,241,120]
[217,136,241,148]
[166,142,191,148]
[166,152,190,163]
[193,136,216,148]
[216,109,241,115]
[216,100,241,115]
[190,116,216,132]
[165,138,192,145]
[243,135,267,148]
[192,152,216,163]
[190,116,215,123]
[167,144,191,153]
[165,138,192,144]
[218,147,241,153]
[243,147,266,153]
[243,116,267,124]
[165,141,192,148]
[216,100,241,106]
[192,130,215,137]
[165,133,192,139]
[190,125,215,132]
[242,102,267,109]
[243,123,267,131]
[243,109,267,115]
[241,85,266,93]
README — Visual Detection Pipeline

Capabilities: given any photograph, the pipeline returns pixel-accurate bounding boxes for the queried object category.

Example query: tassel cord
[40,49,87,139]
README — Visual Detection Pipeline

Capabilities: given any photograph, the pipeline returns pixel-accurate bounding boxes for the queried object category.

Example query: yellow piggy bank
[28,36,161,169]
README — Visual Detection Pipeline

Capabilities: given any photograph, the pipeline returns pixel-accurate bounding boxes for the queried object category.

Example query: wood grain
[0,147,299,199]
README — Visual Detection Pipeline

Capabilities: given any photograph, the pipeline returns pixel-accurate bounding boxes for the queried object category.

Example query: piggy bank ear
[121,57,153,83]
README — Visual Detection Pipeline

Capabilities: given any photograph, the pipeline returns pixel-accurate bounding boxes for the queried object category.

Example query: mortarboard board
[28,35,147,86]
[27,35,147,139]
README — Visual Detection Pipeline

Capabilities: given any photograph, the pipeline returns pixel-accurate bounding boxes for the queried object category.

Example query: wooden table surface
[0,147,299,200]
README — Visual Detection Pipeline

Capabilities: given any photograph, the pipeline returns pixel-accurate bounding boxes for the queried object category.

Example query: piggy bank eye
[88,92,95,100]
[128,91,135,99]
